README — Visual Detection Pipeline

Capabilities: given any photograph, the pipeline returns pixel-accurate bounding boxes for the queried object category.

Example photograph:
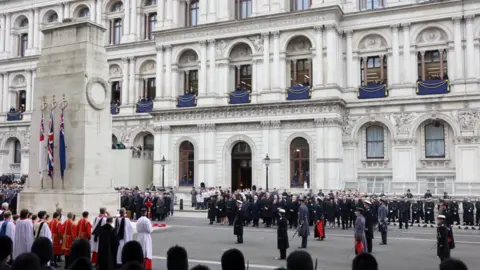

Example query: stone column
[58,3,64,21]
[31,68,36,110]
[465,15,475,80]
[272,31,280,90]
[411,49,418,83]
[27,9,34,54]
[165,45,173,97]
[447,45,455,81]
[345,30,353,88]
[128,56,136,103]
[205,124,216,187]
[173,0,180,27]
[314,118,326,190]
[208,39,216,95]
[123,0,131,37]
[199,40,208,97]
[152,126,162,186]
[269,120,281,189]
[96,0,102,24]
[391,24,399,84]
[155,45,164,99]
[165,0,173,27]
[260,121,270,189]
[64,2,70,18]
[4,13,10,55]
[135,74,141,101]
[160,126,172,186]
[25,69,33,111]
[199,0,208,24]
[90,0,96,23]
[313,26,323,87]
[33,9,40,52]
[21,149,29,175]
[208,0,217,22]
[121,58,129,104]
[171,65,178,98]
[326,24,337,85]
[197,124,206,185]
[402,23,411,84]
[262,32,270,91]
[0,73,3,112]
[453,17,463,79]
[130,0,137,39]
[0,14,5,53]
[157,0,165,28]
[2,72,7,112]
[315,117,343,190]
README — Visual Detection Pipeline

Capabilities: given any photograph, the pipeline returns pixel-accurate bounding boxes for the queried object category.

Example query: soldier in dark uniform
[436,214,450,262]
[287,196,299,229]
[449,200,460,226]
[251,196,260,227]
[226,197,236,226]
[207,195,217,225]
[476,199,480,226]
[411,200,420,226]
[233,200,244,244]
[348,196,356,228]
[339,197,349,230]
[398,197,410,230]
[417,198,425,224]
[276,209,289,260]
[363,200,374,253]
[387,199,397,224]
[462,199,474,226]
[424,198,435,227]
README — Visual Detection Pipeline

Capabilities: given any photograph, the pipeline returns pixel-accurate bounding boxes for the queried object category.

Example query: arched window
[110,18,122,45]
[14,139,21,164]
[48,13,59,23]
[186,0,199,27]
[143,134,154,151]
[425,123,445,158]
[235,0,252,19]
[417,50,448,81]
[359,0,383,10]
[291,0,311,11]
[179,141,194,186]
[19,34,28,57]
[366,126,384,159]
[361,56,387,85]
[79,7,90,18]
[20,18,29,28]
[290,137,310,188]
[111,2,124,12]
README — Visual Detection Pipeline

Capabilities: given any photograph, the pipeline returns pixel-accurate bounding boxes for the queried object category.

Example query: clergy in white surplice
[136,209,153,270]
[13,209,34,259]
[34,211,52,241]
[0,211,16,242]
[115,208,134,265]
[91,208,108,265]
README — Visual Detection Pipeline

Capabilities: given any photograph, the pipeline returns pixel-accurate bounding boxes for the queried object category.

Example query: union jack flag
[47,110,54,179]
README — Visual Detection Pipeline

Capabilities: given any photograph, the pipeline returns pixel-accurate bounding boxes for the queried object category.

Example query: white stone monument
[19,20,119,215]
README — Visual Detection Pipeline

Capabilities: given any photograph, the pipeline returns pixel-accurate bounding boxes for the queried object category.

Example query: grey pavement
[150,215,480,270]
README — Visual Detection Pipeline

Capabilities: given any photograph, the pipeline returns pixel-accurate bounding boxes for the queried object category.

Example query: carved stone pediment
[358,34,387,51]
[140,60,156,74]
[286,36,312,54]
[230,43,252,60]
[416,27,448,45]
[109,65,122,77]
[389,112,418,134]
[179,50,199,66]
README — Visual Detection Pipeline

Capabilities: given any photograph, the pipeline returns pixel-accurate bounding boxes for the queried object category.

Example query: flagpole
[40,97,47,190]
[50,96,57,189]
[60,94,68,190]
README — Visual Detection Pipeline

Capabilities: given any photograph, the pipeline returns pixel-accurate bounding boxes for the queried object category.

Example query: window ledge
[361,159,389,168]
[420,158,450,168]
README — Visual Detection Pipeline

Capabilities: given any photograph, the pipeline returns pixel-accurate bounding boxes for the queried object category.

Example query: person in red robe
[49,212,63,267]
[314,199,325,241]
[62,213,77,269]
[76,211,92,241]
[145,197,153,219]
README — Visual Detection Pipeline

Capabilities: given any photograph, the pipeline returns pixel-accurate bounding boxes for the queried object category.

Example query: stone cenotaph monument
[19,20,119,214]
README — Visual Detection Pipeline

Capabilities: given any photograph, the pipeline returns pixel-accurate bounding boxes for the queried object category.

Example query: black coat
[437,225,450,260]
[208,199,217,219]
[97,224,119,270]
[364,208,374,238]
[277,216,289,250]
[234,208,244,236]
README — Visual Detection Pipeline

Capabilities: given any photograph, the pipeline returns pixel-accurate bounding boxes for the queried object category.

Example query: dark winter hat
[121,240,144,265]
[31,237,53,265]
[221,248,246,270]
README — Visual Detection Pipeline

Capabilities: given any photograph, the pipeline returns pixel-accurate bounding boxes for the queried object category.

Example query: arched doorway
[231,142,252,190]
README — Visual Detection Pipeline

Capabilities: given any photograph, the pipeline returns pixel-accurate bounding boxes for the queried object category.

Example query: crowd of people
[118,187,175,221]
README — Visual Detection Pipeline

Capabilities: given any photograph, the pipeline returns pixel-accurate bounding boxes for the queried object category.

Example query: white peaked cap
[279,209,286,213]
[364,200,371,205]
[237,200,243,204]
[437,215,446,219]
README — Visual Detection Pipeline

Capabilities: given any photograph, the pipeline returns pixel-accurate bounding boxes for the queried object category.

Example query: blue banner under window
[177,94,197,108]
[111,104,119,115]
[136,100,153,113]
[416,80,450,95]
[286,85,311,100]
[7,111,22,121]
[229,90,250,104]
[358,84,388,99]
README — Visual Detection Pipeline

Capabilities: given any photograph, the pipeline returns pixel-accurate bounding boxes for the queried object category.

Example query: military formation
[201,187,478,263]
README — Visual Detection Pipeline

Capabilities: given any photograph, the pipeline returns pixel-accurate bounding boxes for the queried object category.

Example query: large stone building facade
[1,0,480,195]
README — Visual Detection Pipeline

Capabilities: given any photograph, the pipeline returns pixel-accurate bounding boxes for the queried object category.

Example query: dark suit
[437,225,450,262]
[97,223,118,270]
[277,216,289,259]
[364,207,374,253]
[298,203,310,248]
[234,207,244,243]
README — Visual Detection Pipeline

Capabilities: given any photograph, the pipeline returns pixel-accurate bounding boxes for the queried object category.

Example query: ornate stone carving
[22,129,30,148]
[270,120,281,129]
[230,43,252,59]
[361,159,389,169]
[205,123,215,131]
[282,120,313,129]
[341,114,360,136]
[172,125,198,133]
[314,117,342,127]
[249,35,264,53]
[359,34,387,51]
[455,136,480,144]
[216,123,262,132]
[197,124,206,131]
[215,40,227,56]
[155,45,164,52]
[179,50,199,65]
[393,138,416,145]
[153,126,162,133]
[420,158,451,169]
[161,125,171,132]
[12,75,26,87]
[389,112,417,133]
[416,27,447,45]
[260,121,270,129]
[109,65,122,77]
[456,110,480,131]
[286,36,312,54]
[141,60,156,74]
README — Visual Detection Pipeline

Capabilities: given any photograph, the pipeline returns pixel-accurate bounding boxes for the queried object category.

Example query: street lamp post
[160,155,166,188]
[264,154,270,191]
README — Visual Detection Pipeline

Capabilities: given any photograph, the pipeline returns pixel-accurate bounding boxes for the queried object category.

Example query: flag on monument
[47,110,54,179]
[39,111,46,175]
[59,110,66,180]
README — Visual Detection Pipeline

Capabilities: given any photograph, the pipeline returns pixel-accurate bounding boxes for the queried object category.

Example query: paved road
[150,214,479,270]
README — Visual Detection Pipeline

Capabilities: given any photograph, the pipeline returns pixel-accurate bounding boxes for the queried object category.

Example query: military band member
[437,215,450,262]
[276,209,289,260]
[233,200,244,244]
[378,199,388,245]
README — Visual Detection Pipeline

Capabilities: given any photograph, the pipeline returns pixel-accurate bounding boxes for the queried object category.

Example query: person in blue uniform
[297,196,310,249]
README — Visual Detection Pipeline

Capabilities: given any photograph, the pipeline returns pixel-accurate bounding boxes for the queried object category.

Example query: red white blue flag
[39,111,46,176]
[47,110,54,179]
[59,110,66,180]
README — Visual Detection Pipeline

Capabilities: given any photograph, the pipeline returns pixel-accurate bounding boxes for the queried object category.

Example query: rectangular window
[184,70,199,95]
[235,0,252,19]
[361,56,387,85]
[143,78,156,99]
[186,0,199,26]
[290,0,311,11]
[111,19,122,45]
[145,13,157,40]
[235,65,252,90]
[359,0,383,10]
[290,59,311,85]
[19,34,28,57]
[111,81,122,104]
